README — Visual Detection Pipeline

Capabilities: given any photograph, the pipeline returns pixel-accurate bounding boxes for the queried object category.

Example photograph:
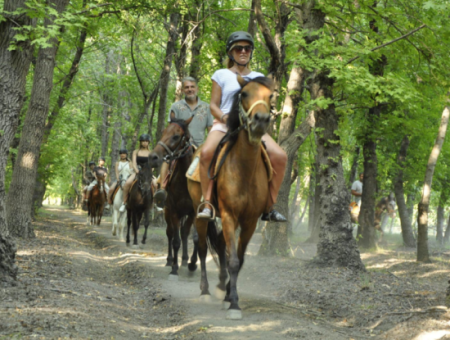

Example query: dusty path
[3,206,450,340]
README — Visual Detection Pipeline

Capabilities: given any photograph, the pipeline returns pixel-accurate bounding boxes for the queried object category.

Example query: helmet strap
[229,52,253,67]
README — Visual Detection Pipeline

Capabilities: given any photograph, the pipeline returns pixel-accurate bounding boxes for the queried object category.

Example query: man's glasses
[232,45,253,53]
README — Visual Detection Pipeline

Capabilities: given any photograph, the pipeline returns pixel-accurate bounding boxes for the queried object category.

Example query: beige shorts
[210,119,228,133]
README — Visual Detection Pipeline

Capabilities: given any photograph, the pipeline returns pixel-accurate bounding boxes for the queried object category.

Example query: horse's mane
[226,76,272,146]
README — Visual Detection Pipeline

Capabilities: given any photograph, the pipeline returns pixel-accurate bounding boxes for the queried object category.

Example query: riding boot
[261,210,287,222]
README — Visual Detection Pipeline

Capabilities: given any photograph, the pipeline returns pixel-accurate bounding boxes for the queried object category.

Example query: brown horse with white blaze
[187,76,273,320]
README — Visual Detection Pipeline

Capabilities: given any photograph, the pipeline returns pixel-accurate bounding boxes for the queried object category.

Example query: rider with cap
[107,149,133,205]
[119,134,152,212]
[82,161,96,203]
[86,157,110,208]
[153,76,213,208]
[197,31,287,222]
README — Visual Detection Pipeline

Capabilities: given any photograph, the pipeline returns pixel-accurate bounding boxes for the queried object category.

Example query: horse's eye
[172,135,180,141]
[269,94,274,100]
[241,92,248,99]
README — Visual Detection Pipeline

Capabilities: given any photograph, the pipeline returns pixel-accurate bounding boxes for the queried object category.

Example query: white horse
[112,179,127,240]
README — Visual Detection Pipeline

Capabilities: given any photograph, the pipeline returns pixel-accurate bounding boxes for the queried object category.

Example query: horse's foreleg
[221,213,241,319]
[181,215,194,266]
[141,210,150,244]
[216,230,228,291]
[112,209,117,236]
[126,212,132,246]
[133,212,141,246]
[165,209,174,267]
[170,213,182,277]
[188,222,198,272]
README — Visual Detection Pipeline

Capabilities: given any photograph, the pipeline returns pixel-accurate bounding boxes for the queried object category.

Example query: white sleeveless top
[118,161,133,180]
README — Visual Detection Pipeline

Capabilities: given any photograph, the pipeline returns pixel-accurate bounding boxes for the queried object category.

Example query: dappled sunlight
[414,330,450,340]
[418,269,450,278]
[41,234,92,246]
[20,152,36,169]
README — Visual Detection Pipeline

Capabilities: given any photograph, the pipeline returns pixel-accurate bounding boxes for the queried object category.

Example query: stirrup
[197,201,216,221]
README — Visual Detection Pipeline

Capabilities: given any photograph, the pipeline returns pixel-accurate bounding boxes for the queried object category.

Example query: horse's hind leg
[188,222,198,272]
[126,211,132,246]
[169,213,182,277]
[181,215,194,266]
[216,230,228,292]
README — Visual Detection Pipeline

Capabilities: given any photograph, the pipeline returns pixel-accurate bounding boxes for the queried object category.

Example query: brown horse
[88,175,106,226]
[126,160,153,248]
[148,114,198,279]
[187,76,273,320]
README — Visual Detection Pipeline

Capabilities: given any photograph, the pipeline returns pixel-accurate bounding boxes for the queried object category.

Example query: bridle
[238,96,270,128]
[157,122,192,163]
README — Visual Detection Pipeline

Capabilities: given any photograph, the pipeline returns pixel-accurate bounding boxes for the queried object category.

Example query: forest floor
[1,206,450,340]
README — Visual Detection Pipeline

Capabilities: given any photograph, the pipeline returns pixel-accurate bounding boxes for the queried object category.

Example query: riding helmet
[226,31,254,53]
[119,149,128,154]
[139,133,151,141]
[88,161,96,166]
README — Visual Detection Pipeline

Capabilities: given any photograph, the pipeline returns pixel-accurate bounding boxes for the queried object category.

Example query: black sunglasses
[232,45,253,53]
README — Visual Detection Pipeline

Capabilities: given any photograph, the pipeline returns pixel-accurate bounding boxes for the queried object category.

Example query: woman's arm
[210,80,227,122]
[132,150,139,173]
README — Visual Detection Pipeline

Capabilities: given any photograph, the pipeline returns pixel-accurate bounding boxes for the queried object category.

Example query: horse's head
[137,161,153,196]
[228,75,273,145]
[148,114,193,169]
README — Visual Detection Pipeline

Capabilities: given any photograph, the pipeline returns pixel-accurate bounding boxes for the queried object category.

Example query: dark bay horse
[88,175,106,226]
[187,75,273,320]
[148,113,198,279]
[126,160,153,248]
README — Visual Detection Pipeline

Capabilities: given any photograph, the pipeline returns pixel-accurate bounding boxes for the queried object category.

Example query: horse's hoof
[168,274,179,282]
[214,287,226,300]
[165,261,172,267]
[131,244,139,249]
[222,301,231,310]
[181,260,188,267]
[112,231,116,236]
[188,263,197,272]
[198,294,212,304]
[226,309,242,320]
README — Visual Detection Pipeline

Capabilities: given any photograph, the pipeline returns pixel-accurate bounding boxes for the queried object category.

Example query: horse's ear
[185,115,194,126]
[170,111,175,122]
[237,74,246,88]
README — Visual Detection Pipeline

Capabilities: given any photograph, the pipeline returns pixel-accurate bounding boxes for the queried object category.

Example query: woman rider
[82,161,96,203]
[107,149,133,205]
[197,31,287,222]
[119,134,152,212]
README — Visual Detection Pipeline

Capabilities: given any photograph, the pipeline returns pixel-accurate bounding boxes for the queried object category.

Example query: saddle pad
[186,144,273,182]
[111,185,121,203]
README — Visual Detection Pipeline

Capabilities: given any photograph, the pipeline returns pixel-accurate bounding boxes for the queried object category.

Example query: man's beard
[185,94,196,101]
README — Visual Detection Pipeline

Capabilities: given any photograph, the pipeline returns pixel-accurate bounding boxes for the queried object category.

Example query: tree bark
[155,11,180,143]
[393,135,416,247]
[306,152,321,243]
[436,204,445,245]
[311,68,364,271]
[417,106,449,262]
[444,213,450,244]
[189,0,203,81]
[174,18,188,101]
[6,0,69,238]
[0,0,35,282]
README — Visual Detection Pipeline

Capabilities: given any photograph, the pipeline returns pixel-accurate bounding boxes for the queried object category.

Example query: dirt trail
[3,206,450,340]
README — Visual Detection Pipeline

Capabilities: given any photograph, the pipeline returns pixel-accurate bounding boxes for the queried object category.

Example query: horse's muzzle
[148,152,162,168]
[249,112,270,142]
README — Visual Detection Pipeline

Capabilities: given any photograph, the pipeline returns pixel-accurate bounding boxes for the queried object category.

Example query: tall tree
[393,135,416,247]
[417,105,449,262]
[0,0,35,281]
[6,0,69,238]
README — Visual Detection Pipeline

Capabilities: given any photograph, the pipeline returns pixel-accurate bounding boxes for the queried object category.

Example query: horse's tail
[206,220,220,267]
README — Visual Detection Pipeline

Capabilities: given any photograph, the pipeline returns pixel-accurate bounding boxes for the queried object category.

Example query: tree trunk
[155,12,180,143]
[393,135,416,247]
[174,18,188,101]
[310,69,364,270]
[444,213,450,244]
[6,0,69,238]
[417,106,449,262]
[0,0,35,283]
[436,203,445,245]
[306,153,321,243]
[101,50,114,158]
[189,0,203,80]
[348,146,360,189]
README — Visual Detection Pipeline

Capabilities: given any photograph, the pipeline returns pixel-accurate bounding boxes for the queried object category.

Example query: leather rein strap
[157,122,192,163]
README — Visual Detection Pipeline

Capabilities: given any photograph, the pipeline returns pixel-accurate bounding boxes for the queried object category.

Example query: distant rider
[351,173,364,207]
[86,157,110,209]
[107,149,133,205]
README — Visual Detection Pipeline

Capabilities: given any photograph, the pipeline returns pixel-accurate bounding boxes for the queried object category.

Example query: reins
[157,122,193,163]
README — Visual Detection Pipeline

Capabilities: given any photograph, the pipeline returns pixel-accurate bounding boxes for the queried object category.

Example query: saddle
[129,179,156,196]
[110,184,121,203]
[186,143,272,183]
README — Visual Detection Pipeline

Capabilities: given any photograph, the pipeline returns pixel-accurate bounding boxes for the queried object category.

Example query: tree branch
[346,24,427,65]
